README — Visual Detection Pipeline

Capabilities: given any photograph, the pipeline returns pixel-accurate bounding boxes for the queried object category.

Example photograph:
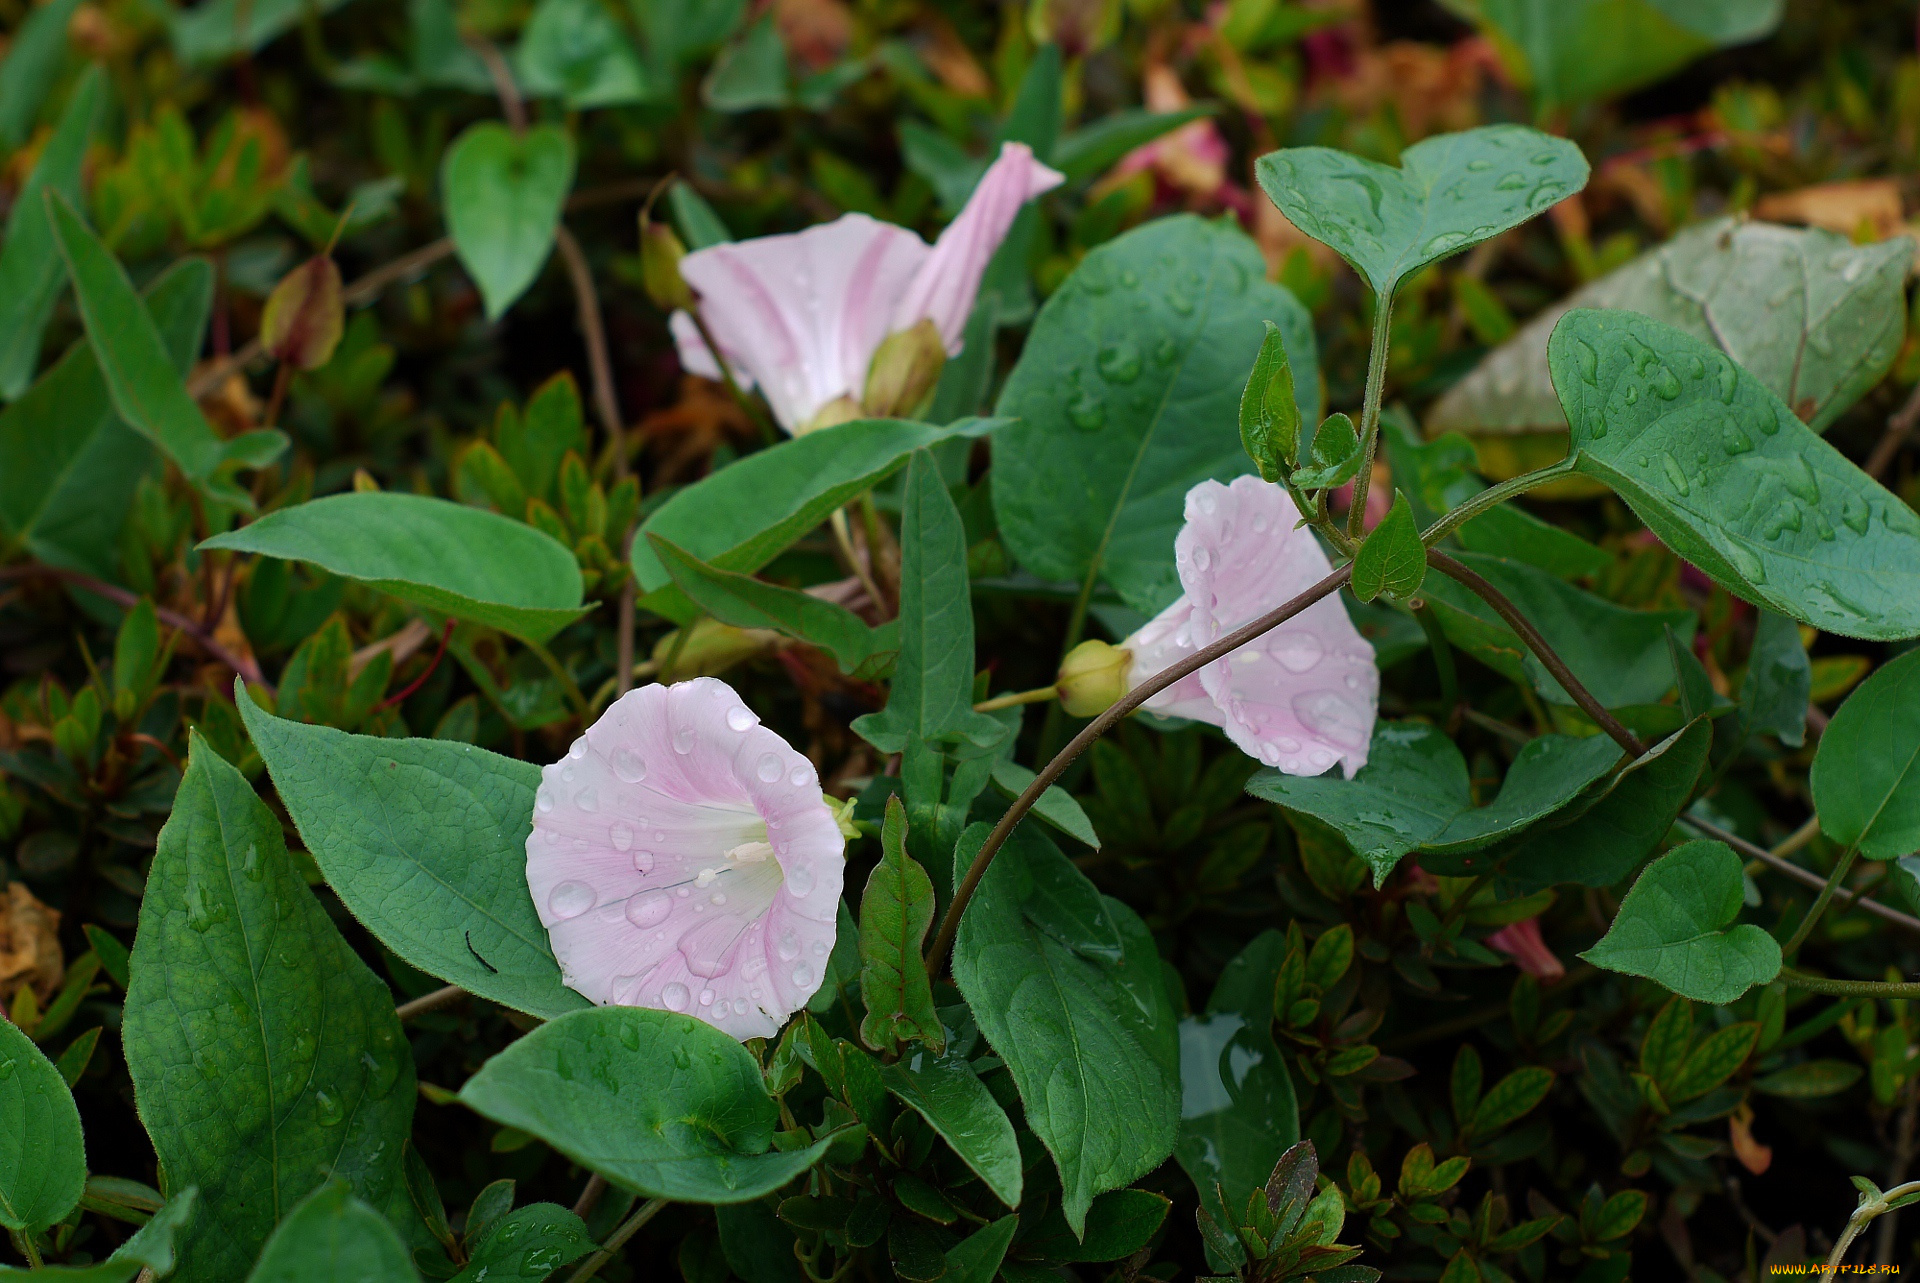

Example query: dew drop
[791,964,814,989]
[1291,690,1369,748]
[1843,496,1871,536]
[1097,342,1143,384]
[1466,157,1492,171]
[633,849,655,874]
[609,747,647,782]
[1721,425,1753,455]
[315,1089,344,1127]
[1572,339,1598,386]
[1762,501,1804,541]
[1269,630,1324,674]
[1647,365,1681,400]
[0,1058,14,1080]
[568,736,588,760]
[1624,384,1640,406]
[575,787,599,812]
[756,753,782,783]
[1782,456,1821,504]
[672,727,695,754]
[812,940,827,956]
[725,706,755,732]
[699,989,715,1006]
[1495,171,1526,190]
[241,842,262,881]
[1067,390,1107,431]
[1716,359,1738,404]
[535,786,555,813]
[777,929,801,961]
[1190,547,1212,572]
[549,881,597,920]
[788,766,811,788]
[786,862,816,898]
[661,981,690,1011]
[1658,453,1691,496]
[610,822,634,851]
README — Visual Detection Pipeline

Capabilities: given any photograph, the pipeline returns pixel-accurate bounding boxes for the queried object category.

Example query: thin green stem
[1782,846,1862,958]
[1346,297,1395,540]
[974,686,1058,712]
[1418,456,1578,546]
[1824,1180,1920,1283]
[1780,968,1920,998]
[1437,869,1496,933]
[527,639,590,721]
[690,309,778,445]
[19,1232,43,1268]
[566,1197,668,1282]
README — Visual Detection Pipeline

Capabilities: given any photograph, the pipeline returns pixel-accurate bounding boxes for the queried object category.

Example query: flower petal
[1485,917,1565,980]
[891,142,1065,350]
[1123,597,1223,725]
[679,215,929,432]
[668,310,750,389]
[1178,476,1379,777]
[525,678,845,1041]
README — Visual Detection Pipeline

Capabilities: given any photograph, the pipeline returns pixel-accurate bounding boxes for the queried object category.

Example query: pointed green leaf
[1740,610,1810,747]
[1811,647,1920,861]
[701,14,789,111]
[202,492,587,643]
[1291,412,1362,492]
[650,533,893,677]
[244,1182,419,1282]
[0,67,103,400]
[950,823,1179,1236]
[1255,126,1588,298]
[1239,320,1300,483]
[448,1204,595,1282]
[852,451,1007,755]
[442,122,576,319]
[237,692,587,1018]
[515,0,655,108]
[123,735,415,1281]
[1350,492,1426,603]
[992,215,1320,614]
[633,417,1001,622]
[1549,307,1920,641]
[942,1215,1018,1283]
[0,1190,200,1282]
[1581,839,1782,1003]
[0,1011,84,1234]
[988,760,1099,850]
[0,0,82,149]
[858,796,943,1054]
[457,1007,835,1202]
[879,1048,1023,1209]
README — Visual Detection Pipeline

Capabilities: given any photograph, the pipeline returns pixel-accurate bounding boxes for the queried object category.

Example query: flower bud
[861,318,946,420]
[260,254,345,370]
[652,618,781,682]
[797,395,864,436]
[640,216,694,313]
[1056,639,1132,718]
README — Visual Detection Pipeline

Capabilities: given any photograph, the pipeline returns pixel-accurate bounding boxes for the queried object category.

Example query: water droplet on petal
[568,736,588,759]
[610,822,634,851]
[777,929,801,961]
[757,753,782,783]
[609,747,647,782]
[1292,690,1369,749]
[672,727,695,754]
[575,787,599,812]
[549,881,597,920]
[699,989,714,1006]
[1190,547,1212,571]
[536,786,555,813]
[633,849,655,874]
[1269,630,1324,673]
[786,862,816,898]
[791,965,814,989]
[726,706,755,732]
[661,982,690,1011]
[788,766,811,788]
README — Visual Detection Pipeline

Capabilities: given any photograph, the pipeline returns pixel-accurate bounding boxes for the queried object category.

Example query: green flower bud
[1056,639,1132,718]
[861,318,947,421]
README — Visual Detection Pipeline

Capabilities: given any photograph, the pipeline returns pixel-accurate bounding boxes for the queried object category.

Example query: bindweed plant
[7,5,1920,1282]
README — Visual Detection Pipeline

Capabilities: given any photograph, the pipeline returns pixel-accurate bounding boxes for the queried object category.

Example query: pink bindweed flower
[525,678,845,1041]
[670,142,1062,433]
[1122,476,1379,777]
[1485,917,1565,981]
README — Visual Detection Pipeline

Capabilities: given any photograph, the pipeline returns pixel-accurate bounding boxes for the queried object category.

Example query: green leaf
[702,14,789,111]
[169,0,356,61]
[202,492,587,643]
[0,259,206,577]
[1751,1059,1863,1098]
[244,1182,419,1282]
[515,0,654,108]
[649,534,892,678]
[1498,718,1710,888]
[1248,721,1621,884]
[123,734,415,1282]
[1638,995,1692,1087]
[992,214,1320,614]
[0,67,103,400]
[1549,307,1920,641]
[852,451,1008,755]
[950,823,1179,1235]
[1741,610,1810,747]
[1811,648,1920,861]
[858,796,943,1054]
[0,1189,199,1282]
[1254,126,1588,299]
[1665,1022,1758,1102]
[46,193,261,489]
[0,1012,84,1233]
[457,1006,834,1202]
[1422,550,1695,708]
[1052,106,1216,182]
[878,1047,1023,1209]
[442,122,576,320]
[237,693,587,1019]
[1446,0,1783,109]
[1291,412,1362,492]
[1238,319,1301,483]
[1430,218,1909,447]
[1580,839,1782,1003]
[988,760,1100,850]
[943,1216,1019,1283]
[0,0,81,150]
[1467,1067,1554,1137]
[1350,492,1426,603]
[448,1204,595,1282]
[1018,1189,1172,1264]
[1174,931,1300,1241]
[633,417,999,622]
[668,178,732,249]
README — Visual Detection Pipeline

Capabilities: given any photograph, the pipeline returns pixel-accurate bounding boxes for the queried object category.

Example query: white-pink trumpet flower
[670,142,1063,433]
[1089,476,1380,777]
[525,678,845,1041]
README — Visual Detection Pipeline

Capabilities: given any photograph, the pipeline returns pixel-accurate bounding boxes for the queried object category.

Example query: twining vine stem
[1345,298,1395,540]
[1680,814,1920,937]
[1782,845,1863,958]
[924,564,1353,976]
[1822,1179,1920,1282]
[1779,969,1920,999]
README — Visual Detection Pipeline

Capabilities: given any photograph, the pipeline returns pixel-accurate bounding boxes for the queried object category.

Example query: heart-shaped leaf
[1549,308,1920,641]
[1581,839,1781,1003]
[1350,492,1425,603]
[1812,647,1920,861]
[442,122,576,320]
[202,492,587,643]
[0,1012,84,1234]
[1291,413,1361,492]
[1255,125,1588,298]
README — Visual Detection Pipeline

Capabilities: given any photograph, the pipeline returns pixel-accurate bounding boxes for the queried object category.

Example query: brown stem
[1679,814,1920,937]
[1866,380,1920,481]
[0,565,272,697]
[394,984,467,1021]
[572,1173,608,1220]
[1424,549,1647,758]
[466,33,527,132]
[923,564,1352,976]
[261,361,293,431]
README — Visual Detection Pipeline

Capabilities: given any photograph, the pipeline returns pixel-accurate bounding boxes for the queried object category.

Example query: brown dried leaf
[0,881,65,1009]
